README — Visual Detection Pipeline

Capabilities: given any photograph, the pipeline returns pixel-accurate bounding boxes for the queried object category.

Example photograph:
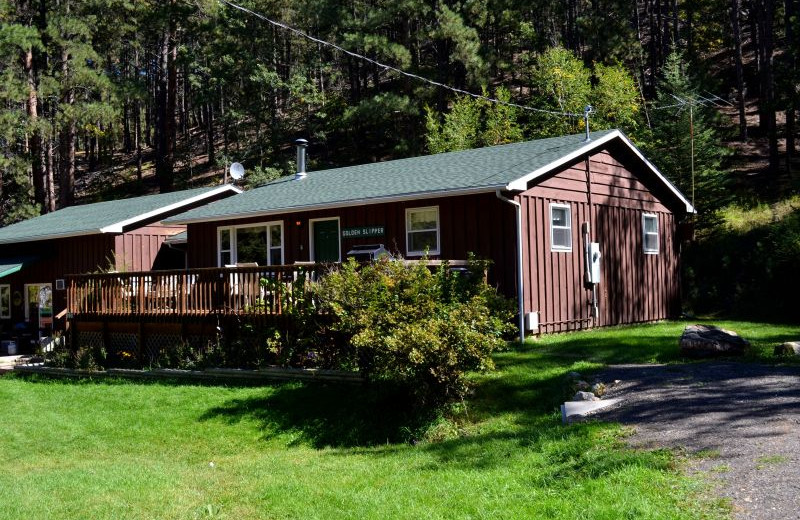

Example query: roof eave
[99,184,242,233]
[0,228,105,245]
[166,185,502,225]
[504,129,696,214]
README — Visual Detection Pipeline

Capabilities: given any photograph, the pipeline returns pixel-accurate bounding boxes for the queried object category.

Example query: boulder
[572,391,599,402]
[774,341,800,357]
[680,324,750,358]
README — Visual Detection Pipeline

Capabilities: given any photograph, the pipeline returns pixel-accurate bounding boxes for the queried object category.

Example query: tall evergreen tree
[645,51,730,226]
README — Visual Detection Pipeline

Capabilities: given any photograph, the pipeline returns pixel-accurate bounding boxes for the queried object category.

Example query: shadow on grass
[197,320,800,455]
[197,341,588,452]
[198,381,439,448]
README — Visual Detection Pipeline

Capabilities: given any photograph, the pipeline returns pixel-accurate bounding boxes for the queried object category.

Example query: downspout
[496,189,525,343]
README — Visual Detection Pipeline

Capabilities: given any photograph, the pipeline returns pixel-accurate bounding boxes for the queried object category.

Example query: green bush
[315,257,514,406]
[46,343,105,371]
[685,206,800,322]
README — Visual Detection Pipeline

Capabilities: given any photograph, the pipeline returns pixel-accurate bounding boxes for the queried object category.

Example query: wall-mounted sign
[342,225,385,238]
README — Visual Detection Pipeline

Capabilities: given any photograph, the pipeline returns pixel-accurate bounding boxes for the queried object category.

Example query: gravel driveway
[592,362,800,520]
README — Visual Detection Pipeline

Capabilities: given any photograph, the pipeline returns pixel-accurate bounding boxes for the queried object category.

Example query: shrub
[46,343,104,371]
[315,257,514,407]
[685,204,800,322]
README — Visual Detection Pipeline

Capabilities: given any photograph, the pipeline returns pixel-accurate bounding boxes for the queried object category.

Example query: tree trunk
[58,121,76,208]
[58,39,76,208]
[123,100,132,153]
[46,130,55,212]
[730,0,748,140]
[155,16,177,193]
[671,0,679,47]
[786,0,798,178]
[755,0,779,179]
[206,102,215,166]
[25,45,45,210]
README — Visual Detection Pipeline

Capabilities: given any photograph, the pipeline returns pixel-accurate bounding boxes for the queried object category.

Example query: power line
[218,0,581,118]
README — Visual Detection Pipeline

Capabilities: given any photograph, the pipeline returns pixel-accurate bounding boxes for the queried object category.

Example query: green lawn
[2,320,795,519]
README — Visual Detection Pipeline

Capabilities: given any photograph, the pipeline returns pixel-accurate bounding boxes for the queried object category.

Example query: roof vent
[583,105,593,142]
[294,138,308,180]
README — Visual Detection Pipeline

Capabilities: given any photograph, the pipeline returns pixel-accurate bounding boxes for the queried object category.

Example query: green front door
[313,219,340,262]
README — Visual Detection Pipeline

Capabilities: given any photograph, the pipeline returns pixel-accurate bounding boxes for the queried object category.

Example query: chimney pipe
[294,138,308,180]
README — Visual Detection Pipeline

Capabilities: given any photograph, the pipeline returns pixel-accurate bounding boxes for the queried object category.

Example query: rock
[680,324,750,358]
[567,371,582,379]
[575,380,591,391]
[591,382,607,397]
[774,341,800,357]
[573,391,599,402]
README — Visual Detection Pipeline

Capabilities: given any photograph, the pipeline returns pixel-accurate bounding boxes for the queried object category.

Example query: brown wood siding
[518,150,681,333]
[186,192,518,295]
[0,234,115,328]
[114,224,185,271]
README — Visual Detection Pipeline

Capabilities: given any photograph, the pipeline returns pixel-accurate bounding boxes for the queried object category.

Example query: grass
[3,319,797,519]
[715,195,800,233]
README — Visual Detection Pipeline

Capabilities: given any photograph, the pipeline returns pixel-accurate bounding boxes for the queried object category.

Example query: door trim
[309,217,341,262]
[24,283,52,326]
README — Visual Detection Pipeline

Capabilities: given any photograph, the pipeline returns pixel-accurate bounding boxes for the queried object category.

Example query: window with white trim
[0,284,10,319]
[406,206,440,256]
[643,214,659,254]
[550,203,572,251]
[217,221,284,266]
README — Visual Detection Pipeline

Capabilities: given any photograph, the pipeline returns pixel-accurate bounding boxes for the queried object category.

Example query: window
[550,203,572,251]
[406,206,440,256]
[0,285,10,319]
[643,214,659,254]
[219,228,232,265]
[217,222,284,266]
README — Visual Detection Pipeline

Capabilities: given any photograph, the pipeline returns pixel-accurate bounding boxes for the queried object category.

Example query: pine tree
[645,51,730,227]
[0,3,42,223]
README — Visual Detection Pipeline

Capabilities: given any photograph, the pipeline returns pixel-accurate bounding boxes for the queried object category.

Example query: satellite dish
[229,162,245,180]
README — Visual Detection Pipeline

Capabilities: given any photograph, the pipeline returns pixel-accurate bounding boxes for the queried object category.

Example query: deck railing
[66,264,327,318]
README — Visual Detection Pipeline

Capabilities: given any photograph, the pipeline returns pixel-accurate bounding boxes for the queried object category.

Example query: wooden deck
[66,260,472,319]
[66,264,326,318]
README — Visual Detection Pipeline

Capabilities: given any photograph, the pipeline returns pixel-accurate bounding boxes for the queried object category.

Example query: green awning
[0,257,38,279]
[0,262,23,279]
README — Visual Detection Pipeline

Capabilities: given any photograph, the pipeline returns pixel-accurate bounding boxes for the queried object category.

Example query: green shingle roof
[164,230,187,244]
[0,185,238,245]
[165,129,692,224]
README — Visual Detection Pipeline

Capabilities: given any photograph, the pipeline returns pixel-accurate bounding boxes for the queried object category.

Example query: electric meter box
[588,242,602,284]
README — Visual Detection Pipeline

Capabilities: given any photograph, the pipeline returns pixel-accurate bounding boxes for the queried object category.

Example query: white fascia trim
[167,186,500,225]
[505,129,695,214]
[99,185,242,233]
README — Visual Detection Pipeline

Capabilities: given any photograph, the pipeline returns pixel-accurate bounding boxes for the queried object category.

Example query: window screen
[406,207,440,255]
[643,214,659,253]
[550,204,572,251]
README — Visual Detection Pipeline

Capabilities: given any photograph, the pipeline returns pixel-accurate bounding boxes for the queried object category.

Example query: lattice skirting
[76,331,104,351]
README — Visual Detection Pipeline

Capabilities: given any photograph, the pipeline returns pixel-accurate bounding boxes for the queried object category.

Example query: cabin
[58,130,693,355]
[0,185,240,350]
[159,129,694,338]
